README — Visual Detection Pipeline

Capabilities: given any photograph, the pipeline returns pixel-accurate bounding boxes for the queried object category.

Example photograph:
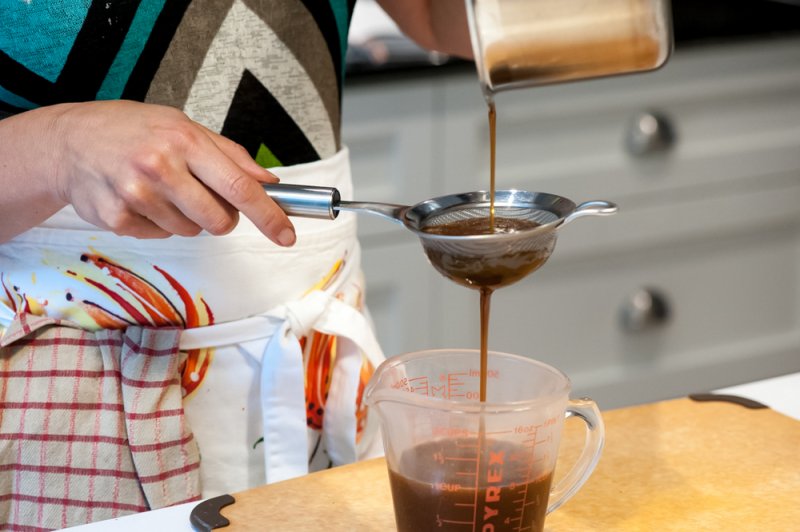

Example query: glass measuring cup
[365,349,603,532]
[466,0,673,98]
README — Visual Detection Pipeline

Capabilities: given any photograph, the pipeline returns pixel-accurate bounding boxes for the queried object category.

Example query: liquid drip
[488,101,497,232]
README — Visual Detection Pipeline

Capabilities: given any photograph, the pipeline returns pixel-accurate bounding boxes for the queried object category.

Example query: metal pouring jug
[465,0,673,99]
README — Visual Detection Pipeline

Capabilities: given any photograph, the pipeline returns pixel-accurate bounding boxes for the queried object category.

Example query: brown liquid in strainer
[421,217,548,288]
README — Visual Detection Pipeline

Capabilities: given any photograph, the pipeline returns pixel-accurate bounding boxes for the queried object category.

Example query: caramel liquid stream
[480,100,497,403]
[479,288,492,402]
[477,103,495,527]
[488,102,497,232]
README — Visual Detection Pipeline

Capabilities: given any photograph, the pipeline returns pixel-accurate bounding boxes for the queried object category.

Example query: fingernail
[277,227,296,247]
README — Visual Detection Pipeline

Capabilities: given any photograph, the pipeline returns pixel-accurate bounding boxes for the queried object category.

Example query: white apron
[0,148,385,497]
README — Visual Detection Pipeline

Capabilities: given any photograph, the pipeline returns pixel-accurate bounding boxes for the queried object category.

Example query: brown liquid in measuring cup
[389,438,553,532]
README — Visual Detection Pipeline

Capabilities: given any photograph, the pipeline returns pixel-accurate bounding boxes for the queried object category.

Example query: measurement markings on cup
[433,447,482,529]
[404,372,475,399]
[472,440,481,532]
[406,376,429,395]
[444,372,470,399]
[514,426,543,532]
[436,516,474,527]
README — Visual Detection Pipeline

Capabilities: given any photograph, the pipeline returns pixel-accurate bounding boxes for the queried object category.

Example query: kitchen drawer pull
[624,111,676,157]
[619,287,671,333]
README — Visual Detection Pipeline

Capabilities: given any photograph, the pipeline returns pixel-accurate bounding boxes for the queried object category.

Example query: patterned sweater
[0,0,355,167]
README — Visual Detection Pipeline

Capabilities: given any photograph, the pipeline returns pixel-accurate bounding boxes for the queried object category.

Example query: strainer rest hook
[562,200,618,226]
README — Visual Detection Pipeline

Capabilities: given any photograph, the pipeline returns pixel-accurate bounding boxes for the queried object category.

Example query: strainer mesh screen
[420,206,559,229]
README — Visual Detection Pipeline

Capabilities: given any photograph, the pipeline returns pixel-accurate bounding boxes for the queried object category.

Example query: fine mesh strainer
[263,184,617,289]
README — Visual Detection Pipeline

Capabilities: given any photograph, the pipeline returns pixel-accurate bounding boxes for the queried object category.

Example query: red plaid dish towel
[0,313,201,530]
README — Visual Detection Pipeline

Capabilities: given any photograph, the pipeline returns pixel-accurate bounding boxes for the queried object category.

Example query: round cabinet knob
[624,111,676,157]
[619,287,670,333]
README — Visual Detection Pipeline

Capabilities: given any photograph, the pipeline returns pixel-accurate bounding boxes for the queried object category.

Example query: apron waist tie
[178,289,385,484]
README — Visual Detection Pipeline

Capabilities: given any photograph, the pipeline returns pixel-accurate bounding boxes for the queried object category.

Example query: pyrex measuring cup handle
[547,398,605,514]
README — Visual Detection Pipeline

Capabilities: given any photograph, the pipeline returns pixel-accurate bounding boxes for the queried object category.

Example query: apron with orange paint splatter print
[0,148,385,498]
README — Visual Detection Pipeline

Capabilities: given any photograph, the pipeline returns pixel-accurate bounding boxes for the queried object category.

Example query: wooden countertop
[216,397,800,531]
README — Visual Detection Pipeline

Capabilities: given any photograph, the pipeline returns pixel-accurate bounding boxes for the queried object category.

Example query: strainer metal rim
[401,189,576,240]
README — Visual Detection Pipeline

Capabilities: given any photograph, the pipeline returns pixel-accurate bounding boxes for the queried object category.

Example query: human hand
[49,100,295,245]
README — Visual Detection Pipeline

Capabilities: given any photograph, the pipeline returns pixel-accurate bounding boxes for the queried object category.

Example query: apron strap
[179,288,385,484]
[260,319,310,483]
[262,290,385,483]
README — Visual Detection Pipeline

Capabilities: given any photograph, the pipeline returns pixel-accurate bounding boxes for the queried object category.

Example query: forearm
[0,106,69,243]
[377,0,473,59]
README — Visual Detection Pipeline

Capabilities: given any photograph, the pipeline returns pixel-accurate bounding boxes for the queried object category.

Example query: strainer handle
[546,398,605,514]
[562,200,618,225]
[262,183,408,223]
[336,200,409,224]
[263,183,340,219]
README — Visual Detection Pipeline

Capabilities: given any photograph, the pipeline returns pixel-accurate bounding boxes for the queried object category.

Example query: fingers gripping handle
[547,398,605,514]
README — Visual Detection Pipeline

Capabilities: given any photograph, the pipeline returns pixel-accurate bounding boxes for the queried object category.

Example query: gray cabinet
[343,36,800,409]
